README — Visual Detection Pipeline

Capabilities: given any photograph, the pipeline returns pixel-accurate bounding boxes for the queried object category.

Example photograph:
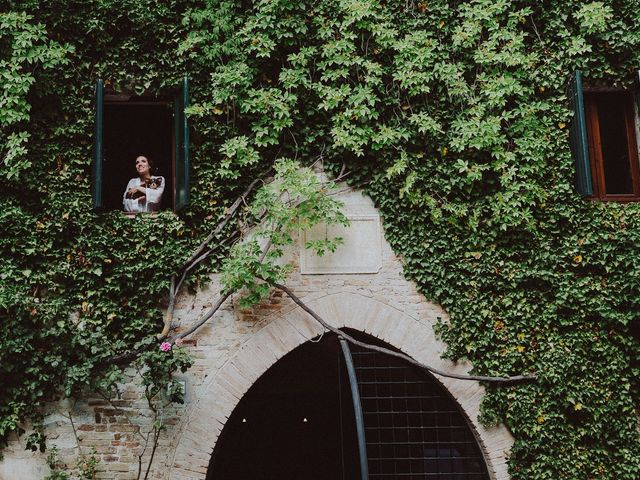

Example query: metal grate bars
[350,348,489,480]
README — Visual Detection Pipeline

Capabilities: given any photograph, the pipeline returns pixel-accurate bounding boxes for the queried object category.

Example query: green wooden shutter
[174,77,190,211]
[568,70,593,196]
[92,79,104,209]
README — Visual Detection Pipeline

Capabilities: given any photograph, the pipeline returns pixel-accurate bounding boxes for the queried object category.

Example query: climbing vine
[1,1,639,479]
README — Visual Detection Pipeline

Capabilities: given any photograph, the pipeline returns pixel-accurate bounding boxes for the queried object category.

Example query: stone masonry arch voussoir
[168,291,514,480]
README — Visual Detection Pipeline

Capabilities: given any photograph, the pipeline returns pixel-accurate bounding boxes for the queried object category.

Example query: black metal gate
[345,338,489,480]
[209,331,490,480]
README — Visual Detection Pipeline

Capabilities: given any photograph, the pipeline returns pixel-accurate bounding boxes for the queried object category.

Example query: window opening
[91,78,189,211]
[585,92,640,199]
[568,70,640,201]
[103,102,173,211]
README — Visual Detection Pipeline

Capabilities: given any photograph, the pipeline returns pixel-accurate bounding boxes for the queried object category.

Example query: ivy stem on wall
[164,278,536,384]
[159,178,264,338]
[272,282,536,384]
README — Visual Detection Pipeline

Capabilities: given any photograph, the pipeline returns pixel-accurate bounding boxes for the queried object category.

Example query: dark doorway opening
[102,103,173,211]
[208,333,361,480]
[208,330,489,480]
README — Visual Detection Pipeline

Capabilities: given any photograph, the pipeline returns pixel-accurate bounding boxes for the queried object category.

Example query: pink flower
[159,342,172,352]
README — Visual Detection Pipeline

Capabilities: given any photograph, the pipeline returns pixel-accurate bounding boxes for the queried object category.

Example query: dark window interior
[586,92,640,199]
[208,331,489,480]
[208,332,361,480]
[102,103,173,210]
[593,93,633,194]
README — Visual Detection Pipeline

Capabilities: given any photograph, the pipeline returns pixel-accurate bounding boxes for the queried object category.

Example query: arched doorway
[207,330,489,479]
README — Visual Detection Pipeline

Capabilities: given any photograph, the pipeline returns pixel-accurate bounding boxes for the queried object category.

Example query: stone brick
[103,462,131,472]
[109,425,139,433]
[93,446,118,455]
[115,472,139,480]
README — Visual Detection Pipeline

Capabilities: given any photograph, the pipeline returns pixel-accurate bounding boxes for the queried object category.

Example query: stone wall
[0,187,514,480]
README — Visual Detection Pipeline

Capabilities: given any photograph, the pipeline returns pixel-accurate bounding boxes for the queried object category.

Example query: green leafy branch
[157,159,534,384]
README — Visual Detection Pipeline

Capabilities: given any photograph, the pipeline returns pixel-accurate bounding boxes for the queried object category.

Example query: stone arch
[168,291,513,480]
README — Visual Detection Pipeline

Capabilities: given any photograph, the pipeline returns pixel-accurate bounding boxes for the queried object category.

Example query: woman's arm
[123,179,139,212]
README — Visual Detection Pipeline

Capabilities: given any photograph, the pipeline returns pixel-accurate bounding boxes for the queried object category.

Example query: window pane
[596,94,633,194]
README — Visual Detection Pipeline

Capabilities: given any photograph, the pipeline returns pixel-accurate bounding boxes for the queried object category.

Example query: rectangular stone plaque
[300,214,382,274]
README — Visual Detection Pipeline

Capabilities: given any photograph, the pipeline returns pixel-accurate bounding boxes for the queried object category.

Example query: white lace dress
[123,176,165,213]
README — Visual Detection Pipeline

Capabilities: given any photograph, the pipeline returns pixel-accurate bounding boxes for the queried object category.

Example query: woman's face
[135,156,150,177]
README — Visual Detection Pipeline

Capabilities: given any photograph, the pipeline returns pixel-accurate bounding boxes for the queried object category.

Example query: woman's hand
[126,186,146,199]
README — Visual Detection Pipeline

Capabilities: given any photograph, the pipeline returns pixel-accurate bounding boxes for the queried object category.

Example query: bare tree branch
[272,282,536,384]
[162,278,535,385]
[186,179,263,266]
[158,179,262,338]
[173,290,233,341]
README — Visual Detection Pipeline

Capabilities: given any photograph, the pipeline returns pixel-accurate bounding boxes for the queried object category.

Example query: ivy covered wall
[1,1,639,478]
